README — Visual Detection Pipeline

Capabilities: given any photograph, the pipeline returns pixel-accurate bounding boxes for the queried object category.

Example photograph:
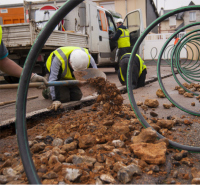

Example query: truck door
[97,9,111,64]
[97,8,117,65]
[123,9,144,56]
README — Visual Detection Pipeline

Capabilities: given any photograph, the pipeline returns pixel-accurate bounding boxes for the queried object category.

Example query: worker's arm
[48,56,62,101]
[110,29,122,41]
[0,57,23,78]
[0,57,46,83]
[89,55,97,69]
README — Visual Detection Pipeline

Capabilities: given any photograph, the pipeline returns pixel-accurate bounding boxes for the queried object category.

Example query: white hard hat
[70,49,89,71]
[116,18,123,24]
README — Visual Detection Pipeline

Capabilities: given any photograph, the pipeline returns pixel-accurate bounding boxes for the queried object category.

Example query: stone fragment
[112,122,130,134]
[0,175,8,184]
[1,159,12,168]
[64,168,82,182]
[156,89,165,98]
[150,111,158,117]
[53,162,62,173]
[141,105,148,111]
[184,92,194,98]
[70,155,96,165]
[62,141,78,151]
[149,124,160,132]
[96,177,103,185]
[48,155,59,166]
[52,138,63,147]
[2,168,17,176]
[58,154,65,162]
[42,171,58,179]
[157,119,174,129]
[103,120,114,126]
[136,101,143,106]
[113,161,126,172]
[178,88,185,95]
[130,142,167,165]
[96,153,105,163]
[144,99,159,108]
[31,142,46,153]
[184,119,193,125]
[117,169,131,184]
[100,174,116,184]
[64,137,74,144]
[131,127,158,144]
[78,134,96,149]
[163,103,171,109]
[112,140,125,148]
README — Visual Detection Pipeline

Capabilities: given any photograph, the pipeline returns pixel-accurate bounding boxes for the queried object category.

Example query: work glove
[30,73,48,89]
[48,101,63,111]
[30,73,48,84]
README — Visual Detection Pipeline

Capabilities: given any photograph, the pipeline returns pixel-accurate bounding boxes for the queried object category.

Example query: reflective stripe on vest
[136,54,146,77]
[46,47,91,80]
[119,53,146,81]
[117,28,130,48]
[0,25,2,45]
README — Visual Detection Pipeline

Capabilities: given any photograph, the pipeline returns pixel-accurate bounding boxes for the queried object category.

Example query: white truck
[1,0,144,83]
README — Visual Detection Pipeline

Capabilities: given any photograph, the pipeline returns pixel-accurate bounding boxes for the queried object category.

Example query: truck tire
[4,76,19,84]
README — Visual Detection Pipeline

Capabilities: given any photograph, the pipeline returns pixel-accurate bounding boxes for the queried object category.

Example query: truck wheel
[4,76,19,84]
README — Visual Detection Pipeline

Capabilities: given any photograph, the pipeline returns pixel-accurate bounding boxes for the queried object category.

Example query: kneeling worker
[118,53,147,89]
[44,46,97,110]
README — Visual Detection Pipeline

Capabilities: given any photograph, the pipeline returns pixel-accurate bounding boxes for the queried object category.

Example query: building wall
[183,10,200,31]
[160,20,183,33]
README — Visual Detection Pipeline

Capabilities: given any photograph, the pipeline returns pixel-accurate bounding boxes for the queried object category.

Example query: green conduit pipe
[127,5,200,152]
[16,0,84,184]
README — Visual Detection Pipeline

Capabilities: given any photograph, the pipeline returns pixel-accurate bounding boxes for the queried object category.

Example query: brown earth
[1,78,200,184]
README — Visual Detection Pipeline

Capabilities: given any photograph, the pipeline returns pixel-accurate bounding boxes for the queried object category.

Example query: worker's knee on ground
[69,86,83,101]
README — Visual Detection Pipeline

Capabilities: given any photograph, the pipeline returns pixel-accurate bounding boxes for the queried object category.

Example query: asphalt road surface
[0,64,199,127]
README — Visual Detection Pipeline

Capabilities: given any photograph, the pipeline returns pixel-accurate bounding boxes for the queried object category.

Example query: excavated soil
[1,78,200,184]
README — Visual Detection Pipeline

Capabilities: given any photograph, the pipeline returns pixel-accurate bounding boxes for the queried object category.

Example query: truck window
[97,10,108,32]
[105,13,116,33]
[123,11,140,33]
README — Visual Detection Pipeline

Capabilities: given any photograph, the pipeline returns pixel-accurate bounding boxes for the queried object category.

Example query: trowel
[73,68,106,97]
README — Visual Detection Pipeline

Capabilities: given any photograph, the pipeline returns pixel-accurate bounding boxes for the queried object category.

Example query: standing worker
[110,18,131,65]
[118,53,147,89]
[0,25,47,83]
[44,46,97,111]
[174,35,180,45]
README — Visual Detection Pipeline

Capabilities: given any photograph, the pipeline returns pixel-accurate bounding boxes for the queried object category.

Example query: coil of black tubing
[15,0,84,184]
[157,23,200,116]
[127,5,200,152]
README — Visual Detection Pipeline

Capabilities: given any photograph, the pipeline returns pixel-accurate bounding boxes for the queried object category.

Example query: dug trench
[1,78,200,184]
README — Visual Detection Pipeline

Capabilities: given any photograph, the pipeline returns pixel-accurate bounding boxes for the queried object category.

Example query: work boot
[42,88,51,99]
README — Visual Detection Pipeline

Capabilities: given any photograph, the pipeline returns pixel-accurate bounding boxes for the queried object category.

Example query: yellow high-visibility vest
[120,53,146,82]
[0,25,2,45]
[46,46,90,80]
[117,28,130,48]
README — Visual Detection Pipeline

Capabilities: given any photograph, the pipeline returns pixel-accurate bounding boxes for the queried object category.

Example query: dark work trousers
[47,63,83,103]
[119,55,147,89]
[117,47,132,62]
[58,85,83,103]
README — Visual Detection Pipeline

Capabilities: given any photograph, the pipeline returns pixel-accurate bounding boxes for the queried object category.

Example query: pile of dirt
[1,79,200,184]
